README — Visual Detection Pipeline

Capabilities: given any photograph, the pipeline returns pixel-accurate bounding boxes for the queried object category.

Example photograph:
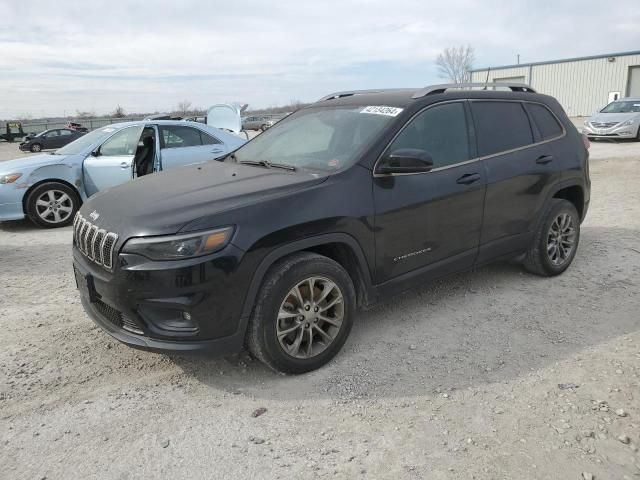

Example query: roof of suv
[315,83,542,108]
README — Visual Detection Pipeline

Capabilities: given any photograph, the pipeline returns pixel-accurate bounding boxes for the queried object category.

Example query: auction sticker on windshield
[361,106,403,117]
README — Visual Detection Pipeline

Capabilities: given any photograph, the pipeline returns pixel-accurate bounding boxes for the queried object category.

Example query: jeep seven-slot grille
[73,213,118,270]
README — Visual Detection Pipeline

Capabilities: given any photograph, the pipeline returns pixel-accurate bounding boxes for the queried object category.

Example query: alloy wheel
[547,212,576,266]
[276,276,344,359]
[35,189,74,224]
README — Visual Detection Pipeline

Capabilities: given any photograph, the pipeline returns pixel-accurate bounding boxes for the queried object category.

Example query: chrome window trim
[372,99,567,178]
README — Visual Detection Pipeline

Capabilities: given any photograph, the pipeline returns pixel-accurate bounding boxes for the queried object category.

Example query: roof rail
[317,88,412,102]
[412,82,537,99]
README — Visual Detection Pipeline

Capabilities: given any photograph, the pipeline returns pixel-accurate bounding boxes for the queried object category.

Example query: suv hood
[81,160,328,238]
[589,112,640,123]
[0,153,69,173]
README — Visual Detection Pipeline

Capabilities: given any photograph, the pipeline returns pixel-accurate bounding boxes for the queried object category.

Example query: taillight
[581,133,590,150]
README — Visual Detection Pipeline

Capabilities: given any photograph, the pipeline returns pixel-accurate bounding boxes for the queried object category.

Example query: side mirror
[90,149,100,157]
[377,148,434,175]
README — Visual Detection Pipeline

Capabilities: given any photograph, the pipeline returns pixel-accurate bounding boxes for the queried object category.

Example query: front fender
[24,162,85,200]
[238,232,375,322]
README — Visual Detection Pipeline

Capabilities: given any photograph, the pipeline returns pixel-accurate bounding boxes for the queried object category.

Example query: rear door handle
[536,155,554,165]
[456,173,481,185]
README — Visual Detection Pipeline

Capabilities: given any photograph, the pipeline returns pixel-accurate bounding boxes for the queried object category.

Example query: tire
[260,124,268,132]
[25,182,80,228]
[635,126,640,142]
[246,252,356,374]
[523,199,580,276]
[30,143,42,152]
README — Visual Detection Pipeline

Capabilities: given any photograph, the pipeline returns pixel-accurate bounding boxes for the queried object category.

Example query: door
[57,129,75,147]
[471,100,564,263]
[43,130,62,148]
[82,125,143,196]
[159,125,226,170]
[373,101,486,284]
[628,66,640,97]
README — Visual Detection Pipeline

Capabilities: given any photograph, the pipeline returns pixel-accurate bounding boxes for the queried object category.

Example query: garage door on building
[628,66,640,96]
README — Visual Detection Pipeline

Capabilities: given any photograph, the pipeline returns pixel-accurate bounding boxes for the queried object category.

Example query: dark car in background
[19,128,86,152]
[73,82,590,374]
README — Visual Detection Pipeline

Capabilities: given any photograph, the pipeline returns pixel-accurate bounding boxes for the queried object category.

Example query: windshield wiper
[238,160,296,171]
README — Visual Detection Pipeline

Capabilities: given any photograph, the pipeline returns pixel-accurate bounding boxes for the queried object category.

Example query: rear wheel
[26,182,80,228]
[523,199,580,276]
[30,143,42,152]
[260,124,268,131]
[246,252,356,374]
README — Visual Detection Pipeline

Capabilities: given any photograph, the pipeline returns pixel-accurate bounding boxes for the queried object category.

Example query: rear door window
[160,126,203,149]
[471,101,534,156]
[526,103,564,140]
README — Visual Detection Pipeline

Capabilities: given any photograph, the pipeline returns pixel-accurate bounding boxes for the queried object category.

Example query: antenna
[483,67,491,90]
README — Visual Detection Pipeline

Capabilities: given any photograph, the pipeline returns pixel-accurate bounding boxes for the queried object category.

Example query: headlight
[0,173,22,184]
[620,119,635,127]
[122,227,234,260]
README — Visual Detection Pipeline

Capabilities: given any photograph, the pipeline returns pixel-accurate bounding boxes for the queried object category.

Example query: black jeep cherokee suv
[73,83,590,373]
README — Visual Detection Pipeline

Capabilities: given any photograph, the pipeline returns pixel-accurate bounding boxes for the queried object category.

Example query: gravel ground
[1,137,639,479]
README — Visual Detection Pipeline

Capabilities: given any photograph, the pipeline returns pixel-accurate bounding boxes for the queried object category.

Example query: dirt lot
[1,137,639,479]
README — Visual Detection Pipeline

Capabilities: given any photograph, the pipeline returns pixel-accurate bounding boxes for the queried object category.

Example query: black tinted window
[527,103,563,140]
[200,131,221,145]
[388,102,470,168]
[472,102,533,156]
[160,126,202,148]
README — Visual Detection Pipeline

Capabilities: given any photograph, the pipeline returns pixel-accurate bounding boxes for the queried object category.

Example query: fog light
[137,305,199,336]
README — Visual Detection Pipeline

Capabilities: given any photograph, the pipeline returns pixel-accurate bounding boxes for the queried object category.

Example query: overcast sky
[1,0,639,118]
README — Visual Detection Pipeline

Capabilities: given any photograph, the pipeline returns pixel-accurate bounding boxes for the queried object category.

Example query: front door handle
[536,155,554,165]
[120,161,130,169]
[456,173,481,185]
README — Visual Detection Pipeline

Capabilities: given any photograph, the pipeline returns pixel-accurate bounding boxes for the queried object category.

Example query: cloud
[1,0,639,118]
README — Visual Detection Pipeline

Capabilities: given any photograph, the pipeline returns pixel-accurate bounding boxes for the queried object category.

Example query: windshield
[55,126,127,155]
[600,101,640,113]
[230,106,399,172]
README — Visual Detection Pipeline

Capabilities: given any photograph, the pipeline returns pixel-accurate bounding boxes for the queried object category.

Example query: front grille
[73,213,118,270]
[590,121,618,129]
[93,299,144,335]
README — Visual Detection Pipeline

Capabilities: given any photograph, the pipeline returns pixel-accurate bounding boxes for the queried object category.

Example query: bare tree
[436,45,475,83]
[75,109,96,119]
[112,104,126,118]
[177,100,192,116]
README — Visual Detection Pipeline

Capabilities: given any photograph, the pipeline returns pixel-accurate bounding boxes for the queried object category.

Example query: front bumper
[0,184,26,221]
[582,123,638,139]
[18,143,31,151]
[73,243,254,355]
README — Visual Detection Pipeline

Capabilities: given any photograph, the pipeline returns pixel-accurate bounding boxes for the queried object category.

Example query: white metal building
[470,50,640,117]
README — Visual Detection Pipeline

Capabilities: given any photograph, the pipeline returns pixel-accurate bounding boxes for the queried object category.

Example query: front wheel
[30,143,42,152]
[25,182,80,228]
[246,252,356,374]
[523,199,580,276]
